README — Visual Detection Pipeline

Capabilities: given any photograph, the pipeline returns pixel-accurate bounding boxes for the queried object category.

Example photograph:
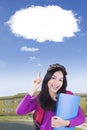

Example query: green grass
[0,115,33,124]
[75,128,82,130]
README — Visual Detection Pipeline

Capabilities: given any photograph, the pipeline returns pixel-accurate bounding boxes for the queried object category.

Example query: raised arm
[16,72,42,115]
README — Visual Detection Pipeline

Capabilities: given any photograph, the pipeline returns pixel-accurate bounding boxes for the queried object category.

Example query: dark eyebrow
[52,74,63,79]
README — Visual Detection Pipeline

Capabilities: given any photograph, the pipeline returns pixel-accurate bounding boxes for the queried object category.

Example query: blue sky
[0,0,87,96]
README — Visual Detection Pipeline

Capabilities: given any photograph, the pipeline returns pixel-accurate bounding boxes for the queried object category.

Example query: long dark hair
[38,64,67,111]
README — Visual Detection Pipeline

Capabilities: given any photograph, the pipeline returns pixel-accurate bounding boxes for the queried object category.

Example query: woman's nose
[54,79,59,85]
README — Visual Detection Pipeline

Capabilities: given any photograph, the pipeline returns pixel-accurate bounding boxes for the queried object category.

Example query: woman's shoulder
[66,90,74,95]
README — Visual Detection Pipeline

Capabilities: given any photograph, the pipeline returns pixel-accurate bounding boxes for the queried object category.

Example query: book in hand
[53,93,80,130]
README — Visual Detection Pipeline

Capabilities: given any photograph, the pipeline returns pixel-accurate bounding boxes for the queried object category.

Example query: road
[0,121,87,130]
[0,122,35,130]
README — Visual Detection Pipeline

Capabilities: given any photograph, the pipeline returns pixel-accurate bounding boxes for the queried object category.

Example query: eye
[51,75,56,79]
[59,79,63,82]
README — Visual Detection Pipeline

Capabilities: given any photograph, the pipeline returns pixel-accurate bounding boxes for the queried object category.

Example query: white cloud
[20,46,39,52]
[7,5,80,42]
[29,56,39,60]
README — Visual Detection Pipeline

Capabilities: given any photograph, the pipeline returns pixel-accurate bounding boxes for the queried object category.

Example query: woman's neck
[49,91,57,101]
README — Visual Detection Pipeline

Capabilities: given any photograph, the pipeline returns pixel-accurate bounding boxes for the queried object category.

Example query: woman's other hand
[51,116,70,128]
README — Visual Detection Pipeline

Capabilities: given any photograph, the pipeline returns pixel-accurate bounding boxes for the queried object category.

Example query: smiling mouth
[52,85,59,90]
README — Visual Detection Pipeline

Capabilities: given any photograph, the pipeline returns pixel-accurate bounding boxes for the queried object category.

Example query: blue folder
[53,93,80,130]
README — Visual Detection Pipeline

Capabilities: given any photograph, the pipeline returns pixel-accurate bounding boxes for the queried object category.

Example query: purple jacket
[16,91,85,130]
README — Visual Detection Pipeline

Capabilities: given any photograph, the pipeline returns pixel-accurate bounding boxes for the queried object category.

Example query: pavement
[0,122,34,130]
[0,121,87,130]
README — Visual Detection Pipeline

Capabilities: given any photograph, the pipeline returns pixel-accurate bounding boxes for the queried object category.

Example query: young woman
[16,63,85,130]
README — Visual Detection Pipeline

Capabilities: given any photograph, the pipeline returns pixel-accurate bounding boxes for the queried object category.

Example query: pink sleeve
[16,93,37,115]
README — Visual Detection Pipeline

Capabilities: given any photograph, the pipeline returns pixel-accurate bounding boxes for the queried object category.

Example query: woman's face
[47,71,64,99]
